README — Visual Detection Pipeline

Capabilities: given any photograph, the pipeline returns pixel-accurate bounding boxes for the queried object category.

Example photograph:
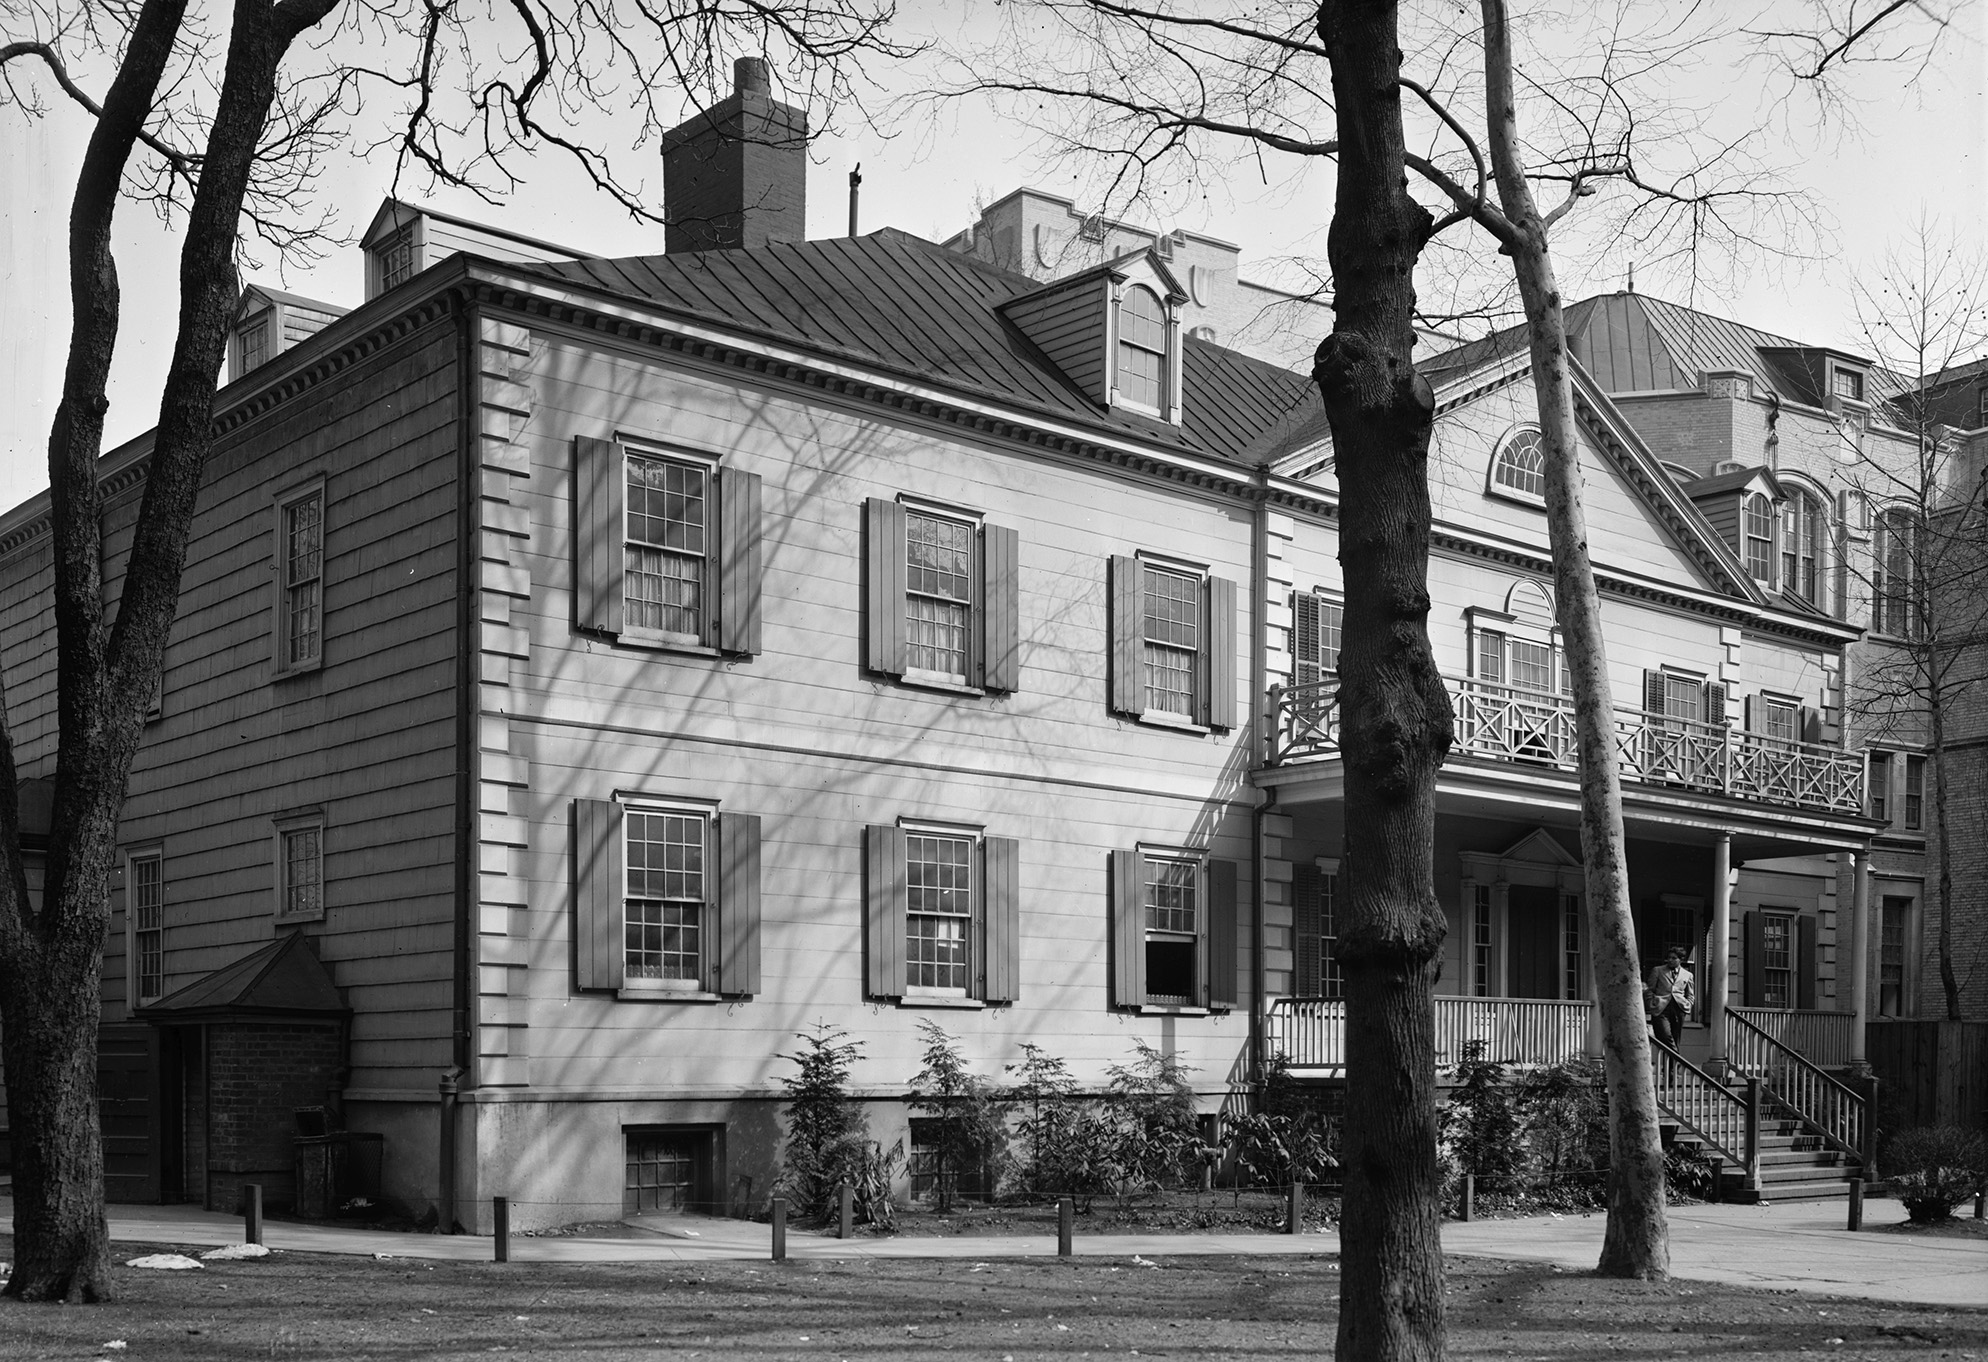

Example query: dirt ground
[1,1237,1983,1362]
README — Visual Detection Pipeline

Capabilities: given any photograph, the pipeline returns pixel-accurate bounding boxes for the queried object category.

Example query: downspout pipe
[445,288,478,1232]
[1248,462,1272,1096]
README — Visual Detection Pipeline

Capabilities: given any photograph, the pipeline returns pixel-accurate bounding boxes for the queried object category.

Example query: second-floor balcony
[1268,678,1866,816]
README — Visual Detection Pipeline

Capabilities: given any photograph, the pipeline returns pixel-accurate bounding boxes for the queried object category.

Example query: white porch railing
[1729,1008,1855,1069]
[1266,678,1866,816]
[1726,1011,1870,1164]
[1266,996,1594,1070]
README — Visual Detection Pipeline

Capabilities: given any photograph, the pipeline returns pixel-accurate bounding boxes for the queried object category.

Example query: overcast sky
[2,0,1981,517]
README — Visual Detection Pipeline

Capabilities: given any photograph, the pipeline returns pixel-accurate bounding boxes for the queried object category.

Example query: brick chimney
[659,57,808,254]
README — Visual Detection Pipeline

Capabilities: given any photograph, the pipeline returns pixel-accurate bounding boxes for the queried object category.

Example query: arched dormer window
[1490,428,1546,501]
[1780,486,1824,606]
[1115,284,1168,412]
[1742,493,1775,583]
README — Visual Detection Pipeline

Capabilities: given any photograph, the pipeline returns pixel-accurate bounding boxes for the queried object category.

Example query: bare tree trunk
[0,0,340,1303]
[1316,3,1453,1357]
[1928,691,1960,1018]
[1479,0,1669,1280]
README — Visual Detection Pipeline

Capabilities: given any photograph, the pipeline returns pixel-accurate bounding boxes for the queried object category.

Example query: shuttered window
[864,499,1020,691]
[1110,849,1237,1009]
[1292,591,1343,684]
[573,436,762,655]
[573,800,761,997]
[1743,909,1816,1010]
[1109,556,1237,729]
[865,824,1019,1003]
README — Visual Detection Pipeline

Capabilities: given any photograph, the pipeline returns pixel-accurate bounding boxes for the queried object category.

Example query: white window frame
[1139,846,1206,1006]
[273,812,325,924]
[1742,492,1776,584]
[1831,367,1865,403]
[1758,692,1802,745]
[1110,282,1176,420]
[1310,856,1343,1001]
[1759,910,1795,1009]
[127,847,165,1005]
[1868,749,1892,823]
[274,481,326,676]
[372,221,421,295]
[1469,883,1494,997]
[234,308,272,379]
[621,444,715,649]
[901,501,981,687]
[1140,558,1203,722]
[1874,506,1921,639]
[1293,589,1344,682]
[1780,486,1824,607]
[900,818,983,999]
[1488,426,1548,504]
[1903,753,1926,831]
[620,800,716,994]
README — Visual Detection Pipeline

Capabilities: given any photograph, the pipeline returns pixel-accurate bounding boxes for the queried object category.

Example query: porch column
[1848,849,1872,1072]
[1706,832,1732,1079]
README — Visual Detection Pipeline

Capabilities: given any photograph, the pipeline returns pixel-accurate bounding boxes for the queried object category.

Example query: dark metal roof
[140,931,346,1020]
[524,230,1318,468]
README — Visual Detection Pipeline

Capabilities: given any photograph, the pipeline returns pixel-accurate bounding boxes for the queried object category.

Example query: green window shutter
[573,437,624,635]
[573,798,625,991]
[865,824,908,999]
[1111,848,1144,1007]
[1293,862,1322,998]
[1207,858,1238,1008]
[981,523,1021,692]
[982,836,1021,1003]
[1109,556,1144,716]
[717,813,762,996]
[1203,575,1237,729]
[1743,694,1758,733]
[1800,708,1824,745]
[1293,592,1321,687]
[1795,914,1818,1011]
[716,469,763,656]
[1642,669,1666,715]
[1743,910,1765,1008]
[1704,681,1727,725]
[865,498,907,677]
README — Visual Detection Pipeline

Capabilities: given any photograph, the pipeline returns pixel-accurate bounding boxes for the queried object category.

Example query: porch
[1264,998,1859,1074]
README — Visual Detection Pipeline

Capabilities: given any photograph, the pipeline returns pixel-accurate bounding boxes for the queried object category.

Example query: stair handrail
[1725,1010,1868,1164]
[1650,1037,1757,1184]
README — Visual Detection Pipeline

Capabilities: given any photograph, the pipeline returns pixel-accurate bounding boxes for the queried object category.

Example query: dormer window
[234,309,271,378]
[1832,368,1865,402]
[1743,493,1775,582]
[1490,427,1547,502]
[1115,285,1168,413]
[377,224,417,292]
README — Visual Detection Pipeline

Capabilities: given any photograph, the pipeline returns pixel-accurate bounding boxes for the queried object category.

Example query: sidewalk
[3,1194,1981,1307]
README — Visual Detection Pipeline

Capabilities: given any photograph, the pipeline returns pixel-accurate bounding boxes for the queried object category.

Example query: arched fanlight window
[1491,428,1546,498]
[1115,285,1167,411]
[1742,493,1775,582]
[1780,487,1824,606]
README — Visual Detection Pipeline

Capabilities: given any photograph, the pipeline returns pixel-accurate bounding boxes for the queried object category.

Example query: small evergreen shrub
[1228,1054,1339,1193]
[907,1020,1008,1212]
[1442,1042,1531,1196]
[1105,1041,1203,1195]
[1884,1125,1988,1223]
[1004,1043,1116,1206]
[774,1022,900,1226]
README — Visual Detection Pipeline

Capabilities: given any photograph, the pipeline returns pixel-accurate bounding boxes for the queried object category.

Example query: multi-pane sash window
[1116,285,1167,411]
[1492,428,1546,498]
[1759,914,1793,1007]
[238,312,270,376]
[1904,755,1925,830]
[1143,855,1199,1003]
[1781,490,1821,605]
[1293,861,1341,1000]
[1878,897,1910,1016]
[1869,751,1892,822]
[626,810,706,985]
[906,833,974,991]
[1510,639,1553,693]
[132,852,163,1002]
[1832,368,1864,401]
[1762,697,1799,744]
[281,826,322,921]
[1142,566,1199,717]
[1471,885,1493,997]
[905,513,973,679]
[282,489,324,669]
[625,453,706,639]
[1562,894,1583,1002]
[1316,870,1342,999]
[378,225,416,291]
[1742,493,1774,582]
[1664,673,1704,722]
[1875,508,1919,638]
[1476,630,1506,685]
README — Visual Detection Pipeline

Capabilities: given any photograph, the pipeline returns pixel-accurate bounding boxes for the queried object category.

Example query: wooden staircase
[1653,1016,1877,1206]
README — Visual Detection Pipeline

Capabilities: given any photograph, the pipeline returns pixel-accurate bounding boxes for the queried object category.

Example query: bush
[1105,1041,1204,1195]
[1228,1054,1339,1192]
[1004,1043,1117,1207]
[907,1021,1008,1213]
[1884,1125,1988,1224]
[774,1022,900,1227]
[1442,1042,1531,1196]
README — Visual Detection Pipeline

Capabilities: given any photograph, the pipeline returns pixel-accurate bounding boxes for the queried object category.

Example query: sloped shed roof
[523,229,1319,468]
[140,931,345,1020]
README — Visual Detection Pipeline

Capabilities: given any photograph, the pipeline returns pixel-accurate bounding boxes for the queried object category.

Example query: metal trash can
[293,1122,385,1219]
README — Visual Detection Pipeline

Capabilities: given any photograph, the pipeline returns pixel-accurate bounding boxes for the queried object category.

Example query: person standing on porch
[1646,947,1696,1046]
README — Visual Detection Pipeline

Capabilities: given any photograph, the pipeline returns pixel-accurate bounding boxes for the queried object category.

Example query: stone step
[1755,1161,1858,1185]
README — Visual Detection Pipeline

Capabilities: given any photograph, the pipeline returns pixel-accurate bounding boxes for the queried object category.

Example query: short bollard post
[771,1197,787,1262]
[494,1196,510,1262]
[1846,1178,1863,1232]
[1057,1197,1074,1257]
[837,1182,853,1240]
[1461,1174,1475,1224]
[1286,1182,1303,1235]
[1708,1158,1723,1204]
[1974,1189,1985,1220]
[244,1183,263,1246]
